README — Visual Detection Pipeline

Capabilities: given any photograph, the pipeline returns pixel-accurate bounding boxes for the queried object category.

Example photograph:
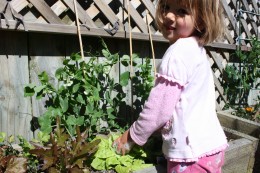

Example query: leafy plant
[90,133,153,173]
[0,118,101,173]
[24,39,154,140]
[223,37,260,121]
[29,118,101,172]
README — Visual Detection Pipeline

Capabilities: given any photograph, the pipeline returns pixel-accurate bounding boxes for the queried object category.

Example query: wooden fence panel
[0,32,32,140]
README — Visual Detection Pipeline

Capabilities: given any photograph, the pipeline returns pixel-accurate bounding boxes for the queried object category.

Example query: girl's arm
[113,76,182,154]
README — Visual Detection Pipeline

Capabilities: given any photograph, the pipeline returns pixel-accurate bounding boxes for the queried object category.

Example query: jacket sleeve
[129,76,182,146]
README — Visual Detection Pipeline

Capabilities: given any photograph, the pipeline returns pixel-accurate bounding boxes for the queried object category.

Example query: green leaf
[8,135,15,143]
[66,115,84,126]
[71,53,82,61]
[55,67,65,80]
[121,55,130,67]
[93,88,100,101]
[34,85,46,93]
[95,148,115,159]
[24,84,36,97]
[131,160,153,171]
[75,71,83,80]
[72,83,81,93]
[37,131,50,143]
[118,155,133,167]
[59,96,69,112]
[100,38,108,49]
[0,132,6,143]
[76,94,85,104]
[17,135,33,150]
[106,157,120,170]
[38,114,52,134]
[115,165,131,173]
[75,116,84,125]
[120,72,130,86]
[86,103,94,114]
[102,49,110,58]
[91,157,106,170]
[38,71,49,84]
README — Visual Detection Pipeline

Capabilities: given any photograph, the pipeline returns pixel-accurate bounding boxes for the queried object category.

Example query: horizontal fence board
[1,19,251,51]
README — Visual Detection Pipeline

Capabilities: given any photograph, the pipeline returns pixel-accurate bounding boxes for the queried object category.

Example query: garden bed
[217,110,260,172]
[135,127,258,173]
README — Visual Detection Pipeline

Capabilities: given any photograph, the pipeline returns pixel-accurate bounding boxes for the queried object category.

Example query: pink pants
[167,151,225,173]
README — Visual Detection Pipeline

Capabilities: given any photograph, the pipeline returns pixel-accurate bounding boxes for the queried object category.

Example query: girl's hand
[113,129,134,155]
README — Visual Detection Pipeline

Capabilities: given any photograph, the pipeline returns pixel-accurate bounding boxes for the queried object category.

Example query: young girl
[113,0,228,172]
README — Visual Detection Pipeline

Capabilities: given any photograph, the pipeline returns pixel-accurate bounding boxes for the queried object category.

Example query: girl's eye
[176,8,188,16]
[161,4,170,12]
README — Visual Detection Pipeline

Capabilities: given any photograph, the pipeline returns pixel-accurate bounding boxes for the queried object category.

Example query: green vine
[24,39,154,140]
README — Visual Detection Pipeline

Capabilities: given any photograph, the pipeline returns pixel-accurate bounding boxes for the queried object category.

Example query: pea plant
[24,39,154,140]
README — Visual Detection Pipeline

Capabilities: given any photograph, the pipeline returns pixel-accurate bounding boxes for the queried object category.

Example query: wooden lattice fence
[0,0,259,140]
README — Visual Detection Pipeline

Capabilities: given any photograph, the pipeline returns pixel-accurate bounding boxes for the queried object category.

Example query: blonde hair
[155,0,226,45]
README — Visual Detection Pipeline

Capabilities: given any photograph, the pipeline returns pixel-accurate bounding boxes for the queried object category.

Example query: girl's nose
[164,11,176,21]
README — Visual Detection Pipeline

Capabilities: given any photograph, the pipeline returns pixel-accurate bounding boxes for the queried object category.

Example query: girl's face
[160,0,196,44]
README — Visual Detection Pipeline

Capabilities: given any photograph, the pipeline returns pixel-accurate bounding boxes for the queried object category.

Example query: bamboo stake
[127,0,133,77]
[73,0,84,59]
[127,0,134,124]
[146,10,157,76]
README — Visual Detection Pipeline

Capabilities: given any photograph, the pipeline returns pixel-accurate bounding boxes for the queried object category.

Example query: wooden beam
[28,0,63,24]
[0,19,162,41]
[206,42,250,51]
[0,19,252,52]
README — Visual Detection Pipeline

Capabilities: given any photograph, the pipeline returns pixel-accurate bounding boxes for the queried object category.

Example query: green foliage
[90,133,153,173]
[223,37,260,121]
[28,118,101,172]
[24,39,154,140]
[0,118,101,173]
[22,38,155,172]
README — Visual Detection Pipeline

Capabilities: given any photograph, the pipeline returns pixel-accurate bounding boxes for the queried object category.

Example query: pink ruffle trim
[156,73,185,87]
[168,144,229,163]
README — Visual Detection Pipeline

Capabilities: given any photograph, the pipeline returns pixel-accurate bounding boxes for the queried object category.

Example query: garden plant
[1,39,156,173]
[223,37,260,122]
